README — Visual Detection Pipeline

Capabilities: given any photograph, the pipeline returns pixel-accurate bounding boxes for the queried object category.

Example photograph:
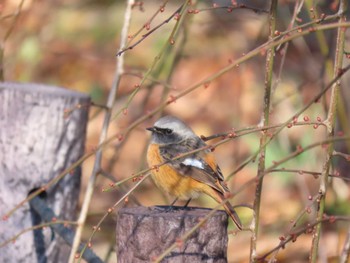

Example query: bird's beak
[146,127,156,132]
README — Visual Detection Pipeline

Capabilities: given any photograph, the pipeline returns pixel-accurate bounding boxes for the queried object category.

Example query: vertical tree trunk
[0,82,90,263]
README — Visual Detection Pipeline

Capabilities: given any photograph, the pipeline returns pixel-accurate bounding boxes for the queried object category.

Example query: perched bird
[146,115,242,230]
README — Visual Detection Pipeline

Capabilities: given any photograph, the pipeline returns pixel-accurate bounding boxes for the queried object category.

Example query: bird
[146,115,242,230]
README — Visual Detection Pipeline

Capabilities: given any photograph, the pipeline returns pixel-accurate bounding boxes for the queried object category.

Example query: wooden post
[0,82,90,262]
[116,206,229,263]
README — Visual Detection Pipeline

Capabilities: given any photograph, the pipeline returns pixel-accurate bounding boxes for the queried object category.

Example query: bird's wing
[159,139,228,194]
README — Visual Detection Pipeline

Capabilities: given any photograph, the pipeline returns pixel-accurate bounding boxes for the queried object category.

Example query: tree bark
[0,82,90,263]
[116,206,229,263]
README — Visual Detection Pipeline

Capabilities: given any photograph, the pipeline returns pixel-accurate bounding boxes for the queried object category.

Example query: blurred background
[1,0,350,262]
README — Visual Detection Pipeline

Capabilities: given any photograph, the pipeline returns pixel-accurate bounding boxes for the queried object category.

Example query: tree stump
[0,82,90,263]
[116,206,229,263]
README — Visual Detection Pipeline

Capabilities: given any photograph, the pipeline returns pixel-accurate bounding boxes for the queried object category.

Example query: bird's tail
[223,201,242,230]
[206,188,242,230]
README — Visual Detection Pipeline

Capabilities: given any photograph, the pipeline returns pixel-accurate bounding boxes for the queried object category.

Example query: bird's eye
[164,128,173,135]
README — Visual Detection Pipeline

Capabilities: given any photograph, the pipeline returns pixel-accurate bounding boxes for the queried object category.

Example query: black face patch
[154,127,173,135]
[158,132,180,143]
[152,126,182,144]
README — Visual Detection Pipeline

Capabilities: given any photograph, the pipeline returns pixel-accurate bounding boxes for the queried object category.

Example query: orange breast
[147,144,210,200]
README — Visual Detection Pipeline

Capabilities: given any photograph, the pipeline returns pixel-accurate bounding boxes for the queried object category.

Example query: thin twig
[266,193,318,262]
[99,170,141,206]
[0,220,77,248]
[125,0,169,45]
[1,0,25,80]
[68,0,135,262]
[111,1,190,121]
[309,1,347,262]
[77,175,149,261]
[258,216,350,261]
[268,168,350,182]
[333,150,350,161]
[273,0,304,93]
[116,4,183,56]
[202,121,326,141]
[2,0,25,42]
[340,225,350,263]
[226,62,350,182]
[195,3,268,14]
[228,137,350,230]
[251,2,277,260]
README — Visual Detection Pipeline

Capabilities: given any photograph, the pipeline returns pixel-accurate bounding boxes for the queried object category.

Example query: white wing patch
[182,158,204,169]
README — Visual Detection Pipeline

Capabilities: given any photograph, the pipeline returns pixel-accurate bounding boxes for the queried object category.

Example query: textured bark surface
[0,82,90,263]
[116,206,228,263]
